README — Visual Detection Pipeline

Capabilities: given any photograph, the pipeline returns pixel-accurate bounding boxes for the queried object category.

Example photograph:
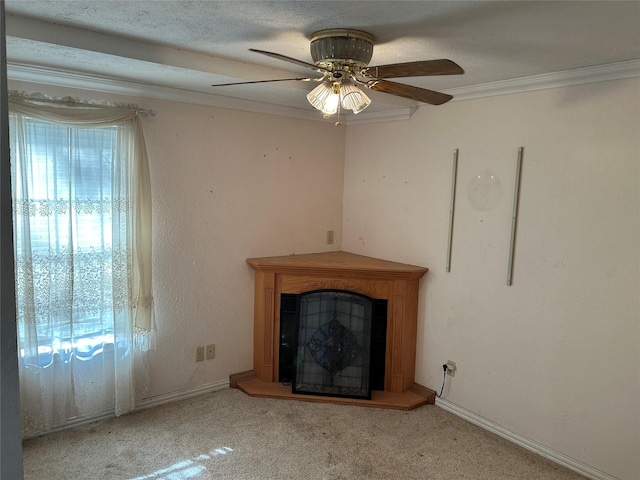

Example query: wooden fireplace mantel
[231,251,435,410]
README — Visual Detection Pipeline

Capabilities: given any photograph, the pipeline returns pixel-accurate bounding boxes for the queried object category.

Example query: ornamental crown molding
[8,59,640,124]
[446,59,640,102]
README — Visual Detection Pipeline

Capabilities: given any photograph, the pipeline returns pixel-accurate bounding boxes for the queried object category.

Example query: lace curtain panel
[8,99,154,436]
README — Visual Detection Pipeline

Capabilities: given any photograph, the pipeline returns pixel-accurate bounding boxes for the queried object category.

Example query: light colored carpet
[22,388,586,479]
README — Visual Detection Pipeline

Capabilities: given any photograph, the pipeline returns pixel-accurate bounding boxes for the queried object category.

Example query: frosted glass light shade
[340,81,371,114]
[307,82,339,114]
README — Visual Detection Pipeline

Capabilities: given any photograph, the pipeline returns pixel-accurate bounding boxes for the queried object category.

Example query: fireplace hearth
[231,251,435,410]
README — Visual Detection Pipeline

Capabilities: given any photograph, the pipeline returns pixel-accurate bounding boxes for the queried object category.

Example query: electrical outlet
[446,360,457,377]
[196,346,205,362]
[206,343,215,360]
[326,230,334,244]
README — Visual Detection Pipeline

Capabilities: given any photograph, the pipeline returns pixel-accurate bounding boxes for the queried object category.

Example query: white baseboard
[25,409,118,439]
[24,379,231,439]
[136,378,230,411]
[435,398,619,480]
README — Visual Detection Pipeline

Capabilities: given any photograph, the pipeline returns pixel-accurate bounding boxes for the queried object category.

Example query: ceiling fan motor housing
[310,29,374,68]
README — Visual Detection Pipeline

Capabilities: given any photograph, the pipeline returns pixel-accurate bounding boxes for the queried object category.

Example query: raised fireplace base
[239,251,431,410]
[230,370,435,410]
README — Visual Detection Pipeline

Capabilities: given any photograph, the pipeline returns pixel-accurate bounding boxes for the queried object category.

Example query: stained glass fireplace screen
[293,290,373,399]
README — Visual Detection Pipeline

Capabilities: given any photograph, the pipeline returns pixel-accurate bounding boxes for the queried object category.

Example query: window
[13,120,120,360]
[9,99,153,436]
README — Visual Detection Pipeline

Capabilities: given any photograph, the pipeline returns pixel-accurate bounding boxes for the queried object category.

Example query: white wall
[342,77,640,480]
[142,98,345,396]
[8,80,345,399]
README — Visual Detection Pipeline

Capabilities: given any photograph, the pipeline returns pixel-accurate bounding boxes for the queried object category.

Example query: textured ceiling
[4,1,640,118]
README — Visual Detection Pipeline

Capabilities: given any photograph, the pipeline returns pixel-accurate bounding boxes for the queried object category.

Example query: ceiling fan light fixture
[340,81,371,114]
[307,81,339,115]
[307,79,371,116]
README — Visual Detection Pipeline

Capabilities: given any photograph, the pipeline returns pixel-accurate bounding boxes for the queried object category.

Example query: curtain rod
[8,92,157,116]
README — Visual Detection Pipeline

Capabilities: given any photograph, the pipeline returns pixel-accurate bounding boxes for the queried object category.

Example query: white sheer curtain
[8,98,153,436]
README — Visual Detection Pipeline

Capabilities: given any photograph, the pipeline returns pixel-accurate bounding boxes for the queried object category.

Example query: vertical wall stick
[446,149,459,272]
[507,147,524,285]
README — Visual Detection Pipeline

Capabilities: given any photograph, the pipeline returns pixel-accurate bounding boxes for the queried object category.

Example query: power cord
[435,364,448,398]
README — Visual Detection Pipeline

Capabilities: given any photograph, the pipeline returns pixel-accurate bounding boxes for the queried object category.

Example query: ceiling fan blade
[369,80,453,105]
[249,48,327,73]
[363,59,464,79]
[211,77,316,87]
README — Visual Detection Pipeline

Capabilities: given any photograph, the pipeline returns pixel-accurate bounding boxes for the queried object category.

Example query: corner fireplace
[231,251,435,410]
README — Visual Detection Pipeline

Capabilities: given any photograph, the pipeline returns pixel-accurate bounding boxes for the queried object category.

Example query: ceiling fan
[211,29,464,119]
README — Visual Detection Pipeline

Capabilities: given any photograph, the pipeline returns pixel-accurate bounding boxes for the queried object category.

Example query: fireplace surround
[230,251,435,410]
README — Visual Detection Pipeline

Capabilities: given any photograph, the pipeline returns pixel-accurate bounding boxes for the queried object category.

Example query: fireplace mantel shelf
[246,251,428,280]
[232,251,435,410]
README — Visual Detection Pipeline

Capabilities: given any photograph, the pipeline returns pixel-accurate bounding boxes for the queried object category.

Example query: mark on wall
[261,146,293,162]
[468,170,503,210]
